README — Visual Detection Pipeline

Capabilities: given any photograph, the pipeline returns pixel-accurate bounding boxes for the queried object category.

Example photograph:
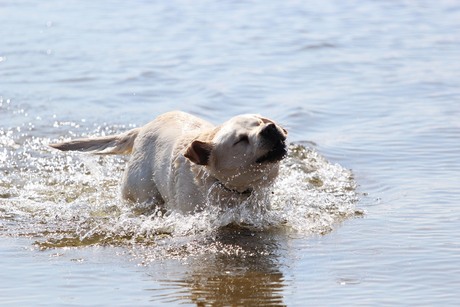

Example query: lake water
[1,0,460,305]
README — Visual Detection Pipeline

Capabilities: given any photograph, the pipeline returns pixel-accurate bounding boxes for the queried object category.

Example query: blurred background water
[1,0,460,305]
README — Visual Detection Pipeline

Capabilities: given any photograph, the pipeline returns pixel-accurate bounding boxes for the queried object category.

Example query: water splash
[1,124,359,255]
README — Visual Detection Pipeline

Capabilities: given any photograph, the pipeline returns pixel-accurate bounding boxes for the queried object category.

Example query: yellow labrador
[51,111,287,212]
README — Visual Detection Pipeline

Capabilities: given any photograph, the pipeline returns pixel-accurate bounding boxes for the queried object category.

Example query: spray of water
[1,123,360,256]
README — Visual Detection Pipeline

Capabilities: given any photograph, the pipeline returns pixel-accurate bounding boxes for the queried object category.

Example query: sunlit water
[1,0,460,305]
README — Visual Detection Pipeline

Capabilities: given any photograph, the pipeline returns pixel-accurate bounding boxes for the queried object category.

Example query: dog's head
[184,114,288,192]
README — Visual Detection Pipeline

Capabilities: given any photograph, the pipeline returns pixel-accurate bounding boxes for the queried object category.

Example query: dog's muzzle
[256,124,287,164]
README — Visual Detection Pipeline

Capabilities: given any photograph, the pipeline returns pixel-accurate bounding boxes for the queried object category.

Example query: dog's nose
[260,123,286,141]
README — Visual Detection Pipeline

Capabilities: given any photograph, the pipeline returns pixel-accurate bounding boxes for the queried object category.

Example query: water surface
[1,0,460,305]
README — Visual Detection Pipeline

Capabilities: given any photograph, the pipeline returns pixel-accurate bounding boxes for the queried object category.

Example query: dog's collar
[216,181,253,196]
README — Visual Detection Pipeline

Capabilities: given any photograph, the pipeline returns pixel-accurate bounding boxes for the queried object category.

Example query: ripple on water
[0,125,359,258]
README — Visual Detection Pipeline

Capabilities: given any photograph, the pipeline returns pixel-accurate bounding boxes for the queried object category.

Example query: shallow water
[1,0,460,305]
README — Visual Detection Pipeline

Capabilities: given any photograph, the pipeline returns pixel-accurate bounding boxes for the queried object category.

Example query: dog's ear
[184,140,213,165]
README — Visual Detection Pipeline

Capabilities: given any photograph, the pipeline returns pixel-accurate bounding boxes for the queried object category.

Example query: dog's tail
[50,128,141,155]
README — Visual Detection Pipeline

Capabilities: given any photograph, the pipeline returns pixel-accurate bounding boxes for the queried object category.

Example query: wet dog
[51,111,287,212]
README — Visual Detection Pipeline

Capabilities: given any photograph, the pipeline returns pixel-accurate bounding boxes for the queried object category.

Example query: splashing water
[0,123,359,257]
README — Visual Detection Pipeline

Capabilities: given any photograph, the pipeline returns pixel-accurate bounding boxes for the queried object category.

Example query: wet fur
[50,128,140,155]
[50,111,287,213]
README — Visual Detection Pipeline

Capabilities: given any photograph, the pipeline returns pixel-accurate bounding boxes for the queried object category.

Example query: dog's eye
[233,135,249,146]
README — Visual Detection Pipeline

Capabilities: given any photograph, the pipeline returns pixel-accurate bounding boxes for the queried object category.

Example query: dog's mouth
[256,140,287,164]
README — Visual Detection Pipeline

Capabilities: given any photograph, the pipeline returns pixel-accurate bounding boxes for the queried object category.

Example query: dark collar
[215,181,253,196]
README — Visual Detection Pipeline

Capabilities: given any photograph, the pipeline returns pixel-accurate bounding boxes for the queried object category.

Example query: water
[1,0,460,305]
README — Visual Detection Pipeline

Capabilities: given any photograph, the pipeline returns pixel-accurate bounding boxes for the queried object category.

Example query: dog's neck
[191,164,253,197]
[215,180,253,196]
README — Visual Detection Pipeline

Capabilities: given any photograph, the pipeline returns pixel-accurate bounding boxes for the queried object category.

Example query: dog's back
[121,111,214,207]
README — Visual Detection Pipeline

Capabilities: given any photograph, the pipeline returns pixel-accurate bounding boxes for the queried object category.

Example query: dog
[50,111,288,213]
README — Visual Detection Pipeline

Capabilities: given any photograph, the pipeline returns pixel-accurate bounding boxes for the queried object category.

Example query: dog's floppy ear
[184,140,213,165]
